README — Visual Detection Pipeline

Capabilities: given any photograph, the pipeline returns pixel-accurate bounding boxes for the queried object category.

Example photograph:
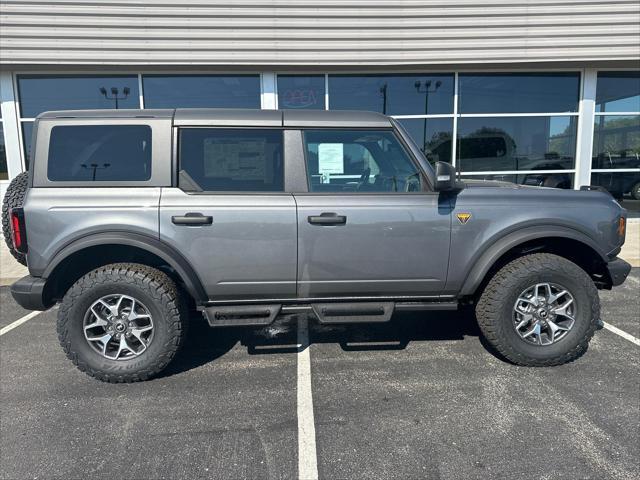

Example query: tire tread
[57,263,185,383]
[476,253,599,367]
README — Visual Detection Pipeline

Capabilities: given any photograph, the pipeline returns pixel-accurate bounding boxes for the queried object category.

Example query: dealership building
[0,0,639,202]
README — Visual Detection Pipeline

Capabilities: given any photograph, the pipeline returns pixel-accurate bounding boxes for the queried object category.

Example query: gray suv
[6,108,631,382]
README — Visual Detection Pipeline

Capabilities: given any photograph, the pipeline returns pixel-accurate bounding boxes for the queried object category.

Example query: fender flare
[459,225,608,296]
[42,231,208,303]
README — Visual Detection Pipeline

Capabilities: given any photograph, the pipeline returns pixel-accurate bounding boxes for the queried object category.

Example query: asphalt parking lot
[1,271,639,480]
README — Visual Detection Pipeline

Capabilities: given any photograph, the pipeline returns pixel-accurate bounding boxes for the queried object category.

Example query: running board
[204,305,281,327]
[311,302,394,324]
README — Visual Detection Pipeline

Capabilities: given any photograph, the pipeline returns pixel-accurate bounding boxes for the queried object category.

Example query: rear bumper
[10,275,53,311]
[606,257,632,287]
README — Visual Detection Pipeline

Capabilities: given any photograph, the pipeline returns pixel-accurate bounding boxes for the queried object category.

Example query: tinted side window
[48,125,152,181]
[179,129,284,192]
[303,129,422,193]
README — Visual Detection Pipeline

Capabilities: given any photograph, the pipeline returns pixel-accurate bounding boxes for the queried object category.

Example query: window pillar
[0,71,24,179]
[574,69,597,189]
[261,72,277,110]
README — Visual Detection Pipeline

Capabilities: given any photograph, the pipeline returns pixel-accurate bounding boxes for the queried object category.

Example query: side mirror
[434,161,462,192]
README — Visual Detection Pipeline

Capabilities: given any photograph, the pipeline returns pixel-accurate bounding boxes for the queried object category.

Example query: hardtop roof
[37,108,393,128]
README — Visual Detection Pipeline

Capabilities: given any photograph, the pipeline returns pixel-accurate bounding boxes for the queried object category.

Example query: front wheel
[57,263,187,382]
[476,253,599,366]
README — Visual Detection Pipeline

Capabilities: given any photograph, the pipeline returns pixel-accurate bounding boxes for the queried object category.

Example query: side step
[311,302,394,324]
[204,305,281,327]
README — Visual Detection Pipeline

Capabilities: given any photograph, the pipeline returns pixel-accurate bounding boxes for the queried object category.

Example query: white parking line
[0,311,41,336]
[602,322,640,347]
[297,316,319,480]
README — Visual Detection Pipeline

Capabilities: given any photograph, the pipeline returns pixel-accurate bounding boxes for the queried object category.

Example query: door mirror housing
[434,161,464,192]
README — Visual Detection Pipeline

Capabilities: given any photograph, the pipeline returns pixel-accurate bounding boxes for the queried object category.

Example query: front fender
[457,225,608,296]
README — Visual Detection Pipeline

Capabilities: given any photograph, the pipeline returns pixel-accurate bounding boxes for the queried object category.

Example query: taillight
[9,208,27,254]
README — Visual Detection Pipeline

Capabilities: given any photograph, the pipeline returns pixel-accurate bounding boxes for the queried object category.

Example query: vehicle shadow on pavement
[161,308,486,377]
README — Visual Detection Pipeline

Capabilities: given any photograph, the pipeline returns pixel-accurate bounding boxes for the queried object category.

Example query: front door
[160,127,297,301]
[295,128,451,298]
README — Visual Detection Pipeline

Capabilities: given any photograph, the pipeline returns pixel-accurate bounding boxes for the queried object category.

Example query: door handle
[308,212,347,226]
[171,212,213,226]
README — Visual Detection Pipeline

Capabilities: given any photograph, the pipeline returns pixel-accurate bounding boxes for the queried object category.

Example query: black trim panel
[10,275,53,311]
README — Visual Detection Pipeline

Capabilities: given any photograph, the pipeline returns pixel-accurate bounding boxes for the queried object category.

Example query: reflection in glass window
[592,116,640,169]
[396,118,453,164]
[48,125,152,181]
[463,173,573,189]
[303,129,421,193]
[596,72,640,113]
[456,117,577,172]
[277,75,325,110]
[328,74,454,115]
[17,75,139,118]
[459,73,580,113]
[21,122,33,170]
[143,75,260,109]
[591,172,640,200]
[179,129,284,192]
[0,124,7,180]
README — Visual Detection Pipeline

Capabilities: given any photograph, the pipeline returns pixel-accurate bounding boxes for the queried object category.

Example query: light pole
[81,163,111,181]
[414,80,442,154]
[99,86,130,109]
[379,83,388,114]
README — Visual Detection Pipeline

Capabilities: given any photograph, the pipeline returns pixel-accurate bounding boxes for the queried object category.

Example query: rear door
[160,127,297,301]
[294,128,451,298]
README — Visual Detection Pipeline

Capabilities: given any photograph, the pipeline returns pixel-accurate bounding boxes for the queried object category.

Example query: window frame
[590,71,640,178]
[32,117,172,188]
[300,127,431,195]
[176,126,288,195]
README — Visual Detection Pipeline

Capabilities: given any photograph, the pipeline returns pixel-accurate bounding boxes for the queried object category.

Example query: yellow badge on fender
[456,212,472,224]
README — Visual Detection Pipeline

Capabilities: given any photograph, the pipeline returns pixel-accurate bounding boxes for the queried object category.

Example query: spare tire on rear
[2,171,29,266]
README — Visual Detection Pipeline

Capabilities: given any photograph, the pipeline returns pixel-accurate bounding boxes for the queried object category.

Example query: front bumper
[10,275,53,311]
[606,257,632,287]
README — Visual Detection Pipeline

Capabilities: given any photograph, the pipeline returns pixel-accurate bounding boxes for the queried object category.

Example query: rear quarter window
[47,125,152,181]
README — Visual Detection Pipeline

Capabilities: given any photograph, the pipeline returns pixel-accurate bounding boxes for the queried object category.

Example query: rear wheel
[57,263,187,382]
[1,171,29,265]
[476,253,599,366]
[631,182,640,201]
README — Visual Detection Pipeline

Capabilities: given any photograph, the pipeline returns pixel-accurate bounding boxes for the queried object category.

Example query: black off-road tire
[1,171,29,265]
[57,263,187,382]
[476,253,599,366]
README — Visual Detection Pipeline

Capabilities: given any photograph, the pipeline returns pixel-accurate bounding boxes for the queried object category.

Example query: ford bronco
[4,108,631,382]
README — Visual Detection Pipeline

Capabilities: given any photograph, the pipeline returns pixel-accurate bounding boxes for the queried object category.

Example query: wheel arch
[460,226,611,297]
[42,232,208,304]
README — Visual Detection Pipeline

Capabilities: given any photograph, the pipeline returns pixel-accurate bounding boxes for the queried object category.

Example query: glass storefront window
[463,173,574,189]
[596,72,640,113]
[459,73,580,114]
[396,118,453,164]
[277,75,325,110]
[592,115,640,169]
[591,172,640,200]
[17,75,140,117]
[328,74,454,115]
[0,124,7,180]
[456,116,577,172]
[142,75,261,109]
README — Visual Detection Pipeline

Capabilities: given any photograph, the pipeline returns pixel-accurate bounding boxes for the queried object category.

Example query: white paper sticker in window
[318,143,344,175]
